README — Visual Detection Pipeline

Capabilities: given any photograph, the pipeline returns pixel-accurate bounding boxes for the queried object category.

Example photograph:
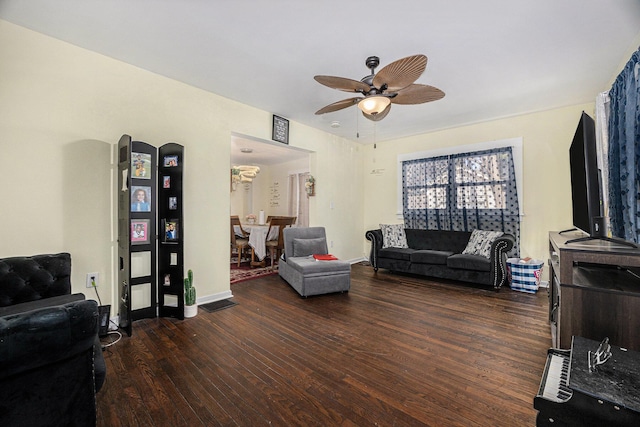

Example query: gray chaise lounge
[278,227,351,297]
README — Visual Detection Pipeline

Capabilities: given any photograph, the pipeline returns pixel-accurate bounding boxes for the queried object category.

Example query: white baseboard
[107,289,233,330]
[197,290,234,305]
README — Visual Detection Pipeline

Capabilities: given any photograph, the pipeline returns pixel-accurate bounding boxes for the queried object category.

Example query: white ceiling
[2,0,640,145]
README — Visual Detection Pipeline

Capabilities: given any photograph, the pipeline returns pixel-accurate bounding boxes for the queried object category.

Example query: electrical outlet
[86,272,99,288]
[330,240,334,248]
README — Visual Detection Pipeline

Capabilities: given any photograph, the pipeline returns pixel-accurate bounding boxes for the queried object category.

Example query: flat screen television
[569,112,603,237]
[565,111,636,248]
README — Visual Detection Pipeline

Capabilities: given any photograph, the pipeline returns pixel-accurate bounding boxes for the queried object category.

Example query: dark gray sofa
[366,228,515,290]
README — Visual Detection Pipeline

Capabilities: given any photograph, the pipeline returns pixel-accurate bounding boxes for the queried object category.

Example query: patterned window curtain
[607,49,640,244]
[402,146,520,255]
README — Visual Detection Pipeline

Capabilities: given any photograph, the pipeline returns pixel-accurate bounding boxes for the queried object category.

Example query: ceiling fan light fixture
[358,96,391,115]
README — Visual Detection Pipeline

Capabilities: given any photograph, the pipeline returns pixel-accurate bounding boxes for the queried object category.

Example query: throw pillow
[292,237,327,257]
[379,224,408,249]
[462,229,504,259]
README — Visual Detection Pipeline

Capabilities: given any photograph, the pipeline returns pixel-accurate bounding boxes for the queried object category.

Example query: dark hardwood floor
[96,263,550,426]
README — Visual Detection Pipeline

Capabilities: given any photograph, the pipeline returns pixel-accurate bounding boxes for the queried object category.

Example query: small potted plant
[184,269,197,318]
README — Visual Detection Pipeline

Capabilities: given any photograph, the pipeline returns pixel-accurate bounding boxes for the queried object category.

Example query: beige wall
[232,156,310,220]
[0,20,364,315]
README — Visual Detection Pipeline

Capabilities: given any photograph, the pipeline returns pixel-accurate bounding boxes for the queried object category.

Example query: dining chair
[266,216,297,225]
[265,216,297,269]
[230,215,249,267]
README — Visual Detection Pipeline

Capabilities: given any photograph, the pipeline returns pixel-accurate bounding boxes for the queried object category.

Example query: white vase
[184,304,198,318]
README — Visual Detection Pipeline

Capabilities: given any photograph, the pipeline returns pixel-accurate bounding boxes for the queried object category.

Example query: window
[401,144,520,254]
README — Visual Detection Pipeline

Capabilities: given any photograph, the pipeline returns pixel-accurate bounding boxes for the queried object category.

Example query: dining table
[238,223,279,265]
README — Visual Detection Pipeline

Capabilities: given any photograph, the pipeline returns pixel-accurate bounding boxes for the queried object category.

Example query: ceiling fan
[314,54,445,122]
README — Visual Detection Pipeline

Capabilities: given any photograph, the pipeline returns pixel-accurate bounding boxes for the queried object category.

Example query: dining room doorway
[230,133,312,272]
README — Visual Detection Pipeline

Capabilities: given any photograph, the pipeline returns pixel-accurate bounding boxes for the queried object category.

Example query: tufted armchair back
[0,253,71,307]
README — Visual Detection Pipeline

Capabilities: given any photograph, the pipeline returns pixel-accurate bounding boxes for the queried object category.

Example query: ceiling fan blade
[391,84,445,105]
[373,54,427,92]
[315,97,362,115]
[314,75,370,93]
[362,103,391,122]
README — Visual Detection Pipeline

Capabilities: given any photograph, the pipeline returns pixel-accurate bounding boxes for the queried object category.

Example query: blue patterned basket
[507,258,544,293]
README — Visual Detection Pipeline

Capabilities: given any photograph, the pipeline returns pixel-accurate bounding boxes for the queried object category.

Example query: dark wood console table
[548,231,640,351]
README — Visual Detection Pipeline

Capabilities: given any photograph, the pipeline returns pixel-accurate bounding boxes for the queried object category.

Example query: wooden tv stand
[548,231,640,351]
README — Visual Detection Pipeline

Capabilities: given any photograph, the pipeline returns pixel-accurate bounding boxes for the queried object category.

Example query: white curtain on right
[595,91,610,233]
[287,172,309,227]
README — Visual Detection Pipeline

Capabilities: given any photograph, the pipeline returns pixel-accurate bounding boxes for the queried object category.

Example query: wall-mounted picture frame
[169,196,177,210]
[130,219,150,245]
[131,186,151,212]
[163,219,179,242]
[131,152,152,179]
[272,114,289,144]
[163,155,179,167]
[163,176,171,188]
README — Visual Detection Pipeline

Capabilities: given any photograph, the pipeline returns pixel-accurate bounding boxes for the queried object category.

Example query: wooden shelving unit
[548,231,640,351]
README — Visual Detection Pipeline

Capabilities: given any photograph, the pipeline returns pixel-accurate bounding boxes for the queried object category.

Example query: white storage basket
[507,258,544,293]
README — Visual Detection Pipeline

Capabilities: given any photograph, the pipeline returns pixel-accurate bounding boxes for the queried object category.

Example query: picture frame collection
[129,152,182,244]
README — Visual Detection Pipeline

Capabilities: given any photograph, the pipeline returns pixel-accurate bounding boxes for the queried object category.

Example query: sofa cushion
[379,247,414,261]
[462,229,504,259]
[447,253,491,272]
[379,224,408,248]
[285,256,351,276]
[405,229,472,253]
[292,237,327,257]
[410,250,453,265]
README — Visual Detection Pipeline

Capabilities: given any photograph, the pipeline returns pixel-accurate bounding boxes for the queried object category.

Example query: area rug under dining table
[230,257,278,284]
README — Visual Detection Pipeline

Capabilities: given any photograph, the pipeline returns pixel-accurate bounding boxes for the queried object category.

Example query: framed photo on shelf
[131,152,152,179]
[163,155,178,167]
[163,176,171,188]
[163,273,171,286]
[130,186,151,212]
[169,196,177,210]
[163,219,179,242]
[130,219,150,245]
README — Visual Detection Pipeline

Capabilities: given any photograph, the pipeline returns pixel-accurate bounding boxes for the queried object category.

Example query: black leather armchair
[0,253,106,426]
[0,300,100,426]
